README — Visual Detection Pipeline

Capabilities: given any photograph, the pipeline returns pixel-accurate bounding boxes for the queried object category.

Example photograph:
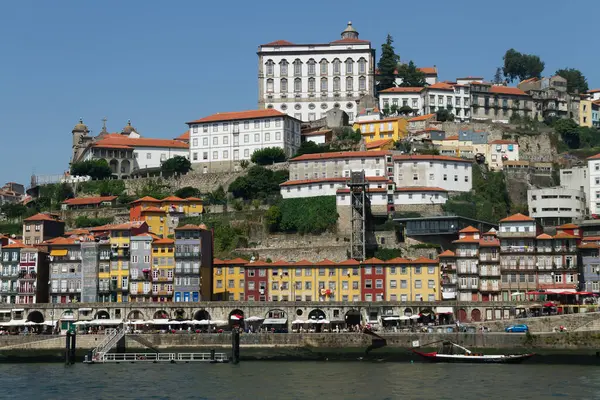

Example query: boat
[411,341,534,364]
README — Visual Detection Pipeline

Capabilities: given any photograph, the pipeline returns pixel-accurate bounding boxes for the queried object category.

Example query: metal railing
[95,352,228,363]
[91,324,125,359]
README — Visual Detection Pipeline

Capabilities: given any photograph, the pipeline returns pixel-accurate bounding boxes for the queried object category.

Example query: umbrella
[210,320,227,325]
[511,292,524,296]
[245,316,264,322]
[291,319,307,324]
[399,316,410,321]
[24,321,39,326]
[317,320,330,324]
[384,316,400,321]
[230,314,244,321]
[410,315,420,320]
[193,319,209,325]
[543,302,555,307]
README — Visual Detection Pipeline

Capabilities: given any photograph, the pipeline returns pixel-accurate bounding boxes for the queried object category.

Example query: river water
[3,361,600,399]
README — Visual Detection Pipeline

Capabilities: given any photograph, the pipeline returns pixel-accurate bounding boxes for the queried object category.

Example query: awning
[245,316,264,322]
[435,306,454,314]
[79,308,92,312]
[0,320,25,326]
[384,316,400,321]
[230,314,244,321]
[0,310,11,314]
[150,319,170,325]
[546,288,576,294]
[11,309,24,312]
[399,316,410,321]
[50,249,68,257]
[291,319,307,324]
[263,318,287,325]
[91,319,123,325]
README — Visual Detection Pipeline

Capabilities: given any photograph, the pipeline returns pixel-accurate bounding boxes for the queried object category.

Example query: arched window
[359,76,366,91]
[346,76,354,92]
[333,77,341,91]
[320,59,328,75]
[265,60,274,76]
[280,78,288,93]
[320,77,328,92]
[280,60,288,76]
[358,58,367,74]
[294,78,302,93]
[308,77,315,93]
[345,58,354,74]
[266,78,274,93]
[332,59,341,75]
[307,59,316,76]
[293,59,302,76]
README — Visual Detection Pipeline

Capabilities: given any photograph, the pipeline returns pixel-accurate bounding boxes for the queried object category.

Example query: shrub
[74,216,113,228]
[70,160,112,180]
[228,166,288,200]
[161,156,192,176]
[278,196,338,234]
[175,186,201,199]
[251,147,287,165]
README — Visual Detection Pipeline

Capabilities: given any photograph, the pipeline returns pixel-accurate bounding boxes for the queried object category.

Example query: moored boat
[411,341,534,364]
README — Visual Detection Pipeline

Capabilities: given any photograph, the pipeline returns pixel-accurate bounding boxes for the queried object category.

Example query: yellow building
[160,196,204,216]
[385,257,440,302]
[213,258,247,301]
[580,99,593,127]
[151,238,175,302]
[353,117,408,145]
[141,207,167,237]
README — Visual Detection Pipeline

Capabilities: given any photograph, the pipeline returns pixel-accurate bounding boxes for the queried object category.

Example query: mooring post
[65,331,71,365]
[69,331,76,364]
[231,328,240,364]
[210,349,215,361]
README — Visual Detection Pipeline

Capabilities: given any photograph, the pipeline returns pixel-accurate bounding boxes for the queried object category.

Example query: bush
[79,180,125,196]
[240,160,250,169]
[74,216,113,228]
[277,196,338,234]
[161,156,191,176]
[175,186,201,199]
[251,147,287,165]
[264,205,282,233]
[0,222,22,236]
[228,166,288,200]
[337,127,362,142]
[71,160,113,180]
[374,248,403,261]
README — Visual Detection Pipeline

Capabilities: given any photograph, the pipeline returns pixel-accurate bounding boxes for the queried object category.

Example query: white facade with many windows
[588,154,600,215]
[393,155,472,192]
[257,22,375,123]
[186,109,301,173]
[281,177,391,199]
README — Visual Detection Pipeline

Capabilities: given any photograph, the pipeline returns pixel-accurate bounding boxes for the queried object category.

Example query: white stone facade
[281,177,390,199]
[288,151,390,182]
[257,22,375,123]
[392,155,472,192]
[588,156,600,215]
[186,109,301,173]
[488,140,519,171]
[560,166,589,210]
[528,187,586,222]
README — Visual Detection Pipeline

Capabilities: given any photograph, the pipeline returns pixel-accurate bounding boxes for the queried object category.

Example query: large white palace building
[257,22,376,123]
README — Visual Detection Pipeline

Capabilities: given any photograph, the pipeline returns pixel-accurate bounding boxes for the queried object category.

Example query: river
[2,362,599,399]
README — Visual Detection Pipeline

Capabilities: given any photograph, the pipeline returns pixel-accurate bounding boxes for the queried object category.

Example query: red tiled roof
[489,86,528,96]
[337,188,388,194]
[443,135,459,141]
[459,226,479,233]
[366,139,394,149]
[392,154,472,163]
[175,130,190,141]
[438,250,456,257]
[141,206,166,213]
[213,258,225,265]
[64,228,90,236]
[419,67,438,75]
[131,196,161,204]
[490,140,517,145]
[579,243,600,249]
[427,82,454,91]
[92,135,189,149]
[499,213,534,223]
[536,233,553,240]
[479,239,500,247]
[62,196,117,206]
[452,238,481,243]
[290,150,389,162]
[162,196,185,202]
[102,221,147,231]
[153,238,174,244]
[3,243,26,249]
[187,109,288,124]
[409,113,436,122]
[557,223,579,229]
[582,236,600,241]
[44,237,79,245]
[227,258,249,264]
[362,257,384,264]
[553,232,578,239]
[520,77,538,84]
[91,144,133,149]
[175,224,205,230]
[338,259,360,266]
[262,40,295,46]
[587,153,600,160]
[292,259,314,266]
[385,257,410,264]
[270,260,291,266]
[246,260,271,267]
[186,197,203,202]
[379,87,425,94]
[280,176,389,187]
[315,259,337,266]
[411,257,438,264]
[395,186,447,192]
[24,213,61,222]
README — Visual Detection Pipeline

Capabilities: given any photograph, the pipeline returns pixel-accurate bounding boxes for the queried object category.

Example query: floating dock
[84,352,230,364]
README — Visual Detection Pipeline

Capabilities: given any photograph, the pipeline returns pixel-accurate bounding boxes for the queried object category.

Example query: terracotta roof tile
[536,233,553,240]
[131,196,161,204]
[3,242,26,249]
[246,260,271,267]
[92,136,188,150]
[418,67,438,75]
[366,139,394,149]
[290,150,389,162]
[409,113,436,122]
[315,259,337,266]
[385,257,410,264]
[175,130,190,141]
[443,135,459,141]
[24,213,61,222]
[187,109,289,124]
[459,226,479,233]
[438,250,456,257]
[379,87,425,94]
[185,197,203,202]
[330,38,370,44]
[553,232,578,239]
[280,176,389,187]
[578,243,600,249]
[62,196,117,206]
[292,259,314,266]
[262,40,295,46]
[213,258,225,265]
[393,154,471,163]
[411,257,438,264]
[427,82,454,91]
[175,224,205,230]
[338,259,360,266]
[153,238,174,244]
[162,196,185,202]
[587,153,600,160]
[557,223,579,229]
[452,238,481,243]
[270,260,291,266]
[362,257,384,264]
[227,257,249,264]
[499,213,534,223]
[489,86,528,96]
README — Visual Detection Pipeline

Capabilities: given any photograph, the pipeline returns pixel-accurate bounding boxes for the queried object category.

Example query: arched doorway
[154,310,169,320]
[94,310,109,320]
[127,310,145,321]
[403,307,413,316]
[194,310,210,321]
[419,308,434,324]
[121,159,131,175]
[458,309,468,322]
[471,308,481,322]
[308,309,326,321]
[229,309,244,328]
[345,309,361,326]
[109,159,119,174]
[174,309,186,320]
[27,311,44,323]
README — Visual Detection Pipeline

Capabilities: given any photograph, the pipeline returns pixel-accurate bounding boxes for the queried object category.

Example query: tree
[337,127,362,142]
[294,141,331,157]
[492,67,504,84]
[553,118,580,149]
[555,68,589,94]
[397,61,426,87]
[160,156,191,176]
[206,185,227,205]
[264,205,282,232]
[436,109,455,122]
[228,166,288,200]
[70,159,112,180]
[250,147,287,165]
[0,203,27,221]
[175,186,201,199]
[502,48,545,82]
[399,105,414,115]
[376,34,400,91]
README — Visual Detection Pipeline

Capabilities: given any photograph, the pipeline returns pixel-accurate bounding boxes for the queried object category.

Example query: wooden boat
[411,341,534,364]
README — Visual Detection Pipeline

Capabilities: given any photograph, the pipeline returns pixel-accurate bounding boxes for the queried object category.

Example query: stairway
[128,334,161,353]
[574,317,600,332]
[91,324,126,360]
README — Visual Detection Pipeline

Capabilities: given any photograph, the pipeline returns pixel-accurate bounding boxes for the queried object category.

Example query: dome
[72,118,88,133]
[341,21,359,39]
[122,120,136,135]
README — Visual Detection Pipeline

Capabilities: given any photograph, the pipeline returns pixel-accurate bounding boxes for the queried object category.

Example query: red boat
[412,341,534,364]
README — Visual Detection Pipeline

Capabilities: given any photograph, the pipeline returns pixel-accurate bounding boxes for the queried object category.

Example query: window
[280,60,288,76]
[415,280,422,288]
[345,58,353,74]
[294,78,301,93]
[365,279,372,289]
[308,77,315,92]
[346,77,353,92]
[307,59,316,75]
[320,59,328,75]
[213,137,218,145]
[266,79,274,93]
[333,59,341,74]
[359,76,366,91]
[358,58,366,74]
[280,78,288,93]
[390,280,397,289]
[254,133,260,142]
[265,60,274,76]
[428,279,435,288]
[223,150,228,159]
[293,59,302,75]
[213,151,218,160]
[203,137,208,146]
[320,77,328,92]
[333,77,340,91]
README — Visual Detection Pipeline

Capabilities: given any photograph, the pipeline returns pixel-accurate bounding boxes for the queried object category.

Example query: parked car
[505,324,529,333]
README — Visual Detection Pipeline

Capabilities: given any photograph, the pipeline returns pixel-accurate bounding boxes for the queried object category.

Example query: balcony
[479,283,500,292]
[457,267,478,274]
[176,252,200,259]
[111,250,130,258]
[479,255,499,262]
[441,278,457,285]
[0,286,17,294]
[18,286,36,294]
[456,251,478,258]
[152,290,173,296]
[441,290,456,300]
[458,282,479,290]
[17,272,37,280]
[152,276,173,282]
[497,231,537,238]
[537,247,553,253]
[554,246,577,253]
[440,264,456,271]
[500,246,535,253]
[479,269,501,276]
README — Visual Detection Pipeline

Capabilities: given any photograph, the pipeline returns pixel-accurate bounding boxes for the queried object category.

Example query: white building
[588,154,600,216]
[528,187,586,226]
[281,176,391,199]
[488,140,519,171]
[287,151,391,181]
[560,166,589,209]
[393,155,472,192]
[257,22,376,123]
[378,87,424,115]
[186,109,301,173]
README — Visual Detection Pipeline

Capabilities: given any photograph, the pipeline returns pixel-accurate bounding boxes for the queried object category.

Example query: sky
[1,0,598,186]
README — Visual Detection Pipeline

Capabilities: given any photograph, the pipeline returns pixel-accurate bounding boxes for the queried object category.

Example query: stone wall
[60,207,130,228]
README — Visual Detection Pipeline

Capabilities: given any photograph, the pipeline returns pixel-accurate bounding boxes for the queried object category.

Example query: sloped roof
[411,257,438,264]
[187,109,288,124]
[409,113,436,122]
[459,226,479,233]
[62,196,117,206]
[438,250,456,257]
[362,257,384,264]
[536,233,553,240]
[24,213,61,222]
[499,213,534,223]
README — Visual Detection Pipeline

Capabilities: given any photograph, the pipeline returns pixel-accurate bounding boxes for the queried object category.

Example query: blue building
[579,243,600,293]
[174,224,214,301]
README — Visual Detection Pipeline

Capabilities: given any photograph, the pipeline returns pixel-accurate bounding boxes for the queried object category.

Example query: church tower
[71,118,89,165]
[341,21,359,40]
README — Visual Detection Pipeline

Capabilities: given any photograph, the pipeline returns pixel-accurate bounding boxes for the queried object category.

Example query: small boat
[411,341,534,364]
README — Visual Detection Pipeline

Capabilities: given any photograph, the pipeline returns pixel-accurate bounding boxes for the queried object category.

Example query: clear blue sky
[1,0,598,186]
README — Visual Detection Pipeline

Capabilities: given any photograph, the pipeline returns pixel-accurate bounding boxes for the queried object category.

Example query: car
[505,324,529,333]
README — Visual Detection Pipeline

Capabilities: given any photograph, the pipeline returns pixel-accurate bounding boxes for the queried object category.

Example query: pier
[85,352,229,364]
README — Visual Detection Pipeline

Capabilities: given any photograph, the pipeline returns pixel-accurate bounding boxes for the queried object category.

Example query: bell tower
[71,118,89,165]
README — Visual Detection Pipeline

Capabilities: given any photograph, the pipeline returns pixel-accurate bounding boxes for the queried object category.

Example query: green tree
[555,68,589,94]
[399,105,414,115]
[175,186,201,199]
[228,166,288,200]
[553,119,580,149]
[294,141,329,157]
[161,156,191,176]
[337,127,362,142]
[492,67,504,84]
[206,185,227,205]
[0,203,27,221]
[502,48,545,82]
[251,147,287,165]
[397,61,426,87]
[264,205,282,232]
[278,196,338,234]
[135,179,170,199]
[79,179,125,196]
[436,109,454,122]
[376,34,400,91]
[74,216,113,228]
[70,159,113,180]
